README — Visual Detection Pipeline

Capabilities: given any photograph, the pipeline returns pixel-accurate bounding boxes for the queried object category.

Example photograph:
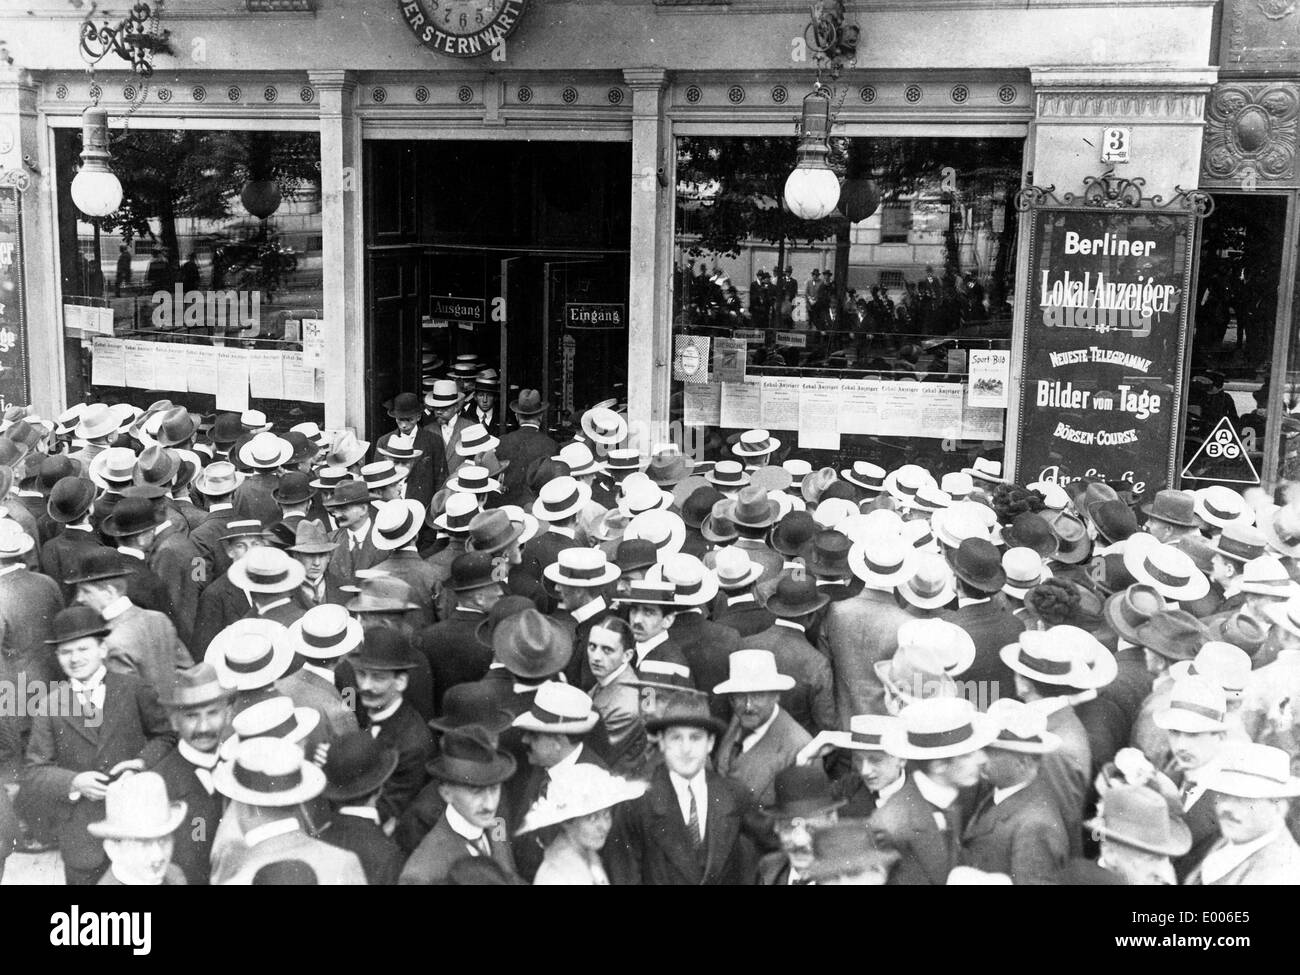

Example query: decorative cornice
[1031,68,1215,122]
[623,68,669,89]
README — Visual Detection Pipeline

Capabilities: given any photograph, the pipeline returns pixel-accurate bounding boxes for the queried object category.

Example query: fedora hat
[848,535,914,589]
[1088,500,1138,545]
[204,618,292,690]
[272,471,317,506]
[1202,742,1300,799]
[466,509,522,555]
[771,510,818,558]
[88,771,186,840]
[371,498,425,550]
[474,368,500,394]
[533,476,592,523]
[950,537,1006,594]
[962,456,1004,484]
[1002,512,1059,559]
[428,725,518,786]
[894,617,976,677]
[1209,612,1268,658]
[517,765,647,834]
[623,509,686,560]
[1140,489,1201,529]
[645,693,726,737]
[1154,674,1229,733]
[348,628,419,672]
[766,487,802,522]
[1000,626,1115,689]
[1133,609,1210,662]
[433,492,481,535]
[580,406,627,446]
[322,731,400,803]
[762,764,845,820]
[748,465,792,496]
[882,697,999,760]
[1212,522,1266,564]
[344,575,420,614]
[474,594,537,649]
[1261,504,1300,558]
[456,423,500,458]
[74,403,120,442]
[699,501,738,546]
[209,412,244,446]
[215,736,326,807]
[88,447,138,491]
[1085,784,1192,857]
[132,444,180,488]
[239,432,293,471]
[800,467,839,506]
[512,681,599,735]
[193,461,243,497]
[228,547,306,594]
[424,379,463,409]
[280,518,334,555]
[1001,547,1052,599]
[733,428,781,458]
[1194,486,1254,529]
[493,609,571,679]
[704,460,750,491]
[765,575,829,618]
[44,605,111,645]
[101,496,163,538]
[1123,540,1209,602]
[153,407,197,448]
[803,530,853,580]
[361,460,406,492]
[1045,511,1090,565]
[448,551,503,593]
[226,696,321,756]
[325,431,370,470]
[376,433,423,463]
[1236,555,1300,599]
[713,648,795,695]
[1169,641,1252,699]
[322,480,372,510]
[725,485,779,531]
[647,446,694,488]
[385,392,424,420]
[280,604,363,661]
[44,475,96,525]
[159,662,233,710]
[509,389,547,416]
[614,579,680,609]
[930,504,990,550]
[429,682,514,735]
[650,552,718,606]
[446,464,501,496]
[874,643,959,705]
[842,461,886,492]
[680,486,725,531]
[985,698,1062,754]
[896,552,957,610]
[712,547,763,590]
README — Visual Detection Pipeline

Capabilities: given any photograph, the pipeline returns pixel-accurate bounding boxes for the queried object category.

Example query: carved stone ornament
[1201,82,1298,185]
[1228,0,1300,65]
[1256,0,1296,20]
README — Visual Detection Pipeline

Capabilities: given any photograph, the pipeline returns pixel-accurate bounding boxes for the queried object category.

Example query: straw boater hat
[88,447,138,491]
[1237,555,1300,599]
[1122,539,1210,602]
[239,432,293,471]
[581,405,628,446]
[1167,641,1252,700]
[1194,485,1254,529]
[517,764,646,835]
[361,460,406,492]
[215,737,327,807]
[618,474,674,517]
[941,472,975,502]
[984,698,1062,754]
[555,442,604,477]
[882,698,999,761]
[1201,742,1300,799]
[425,379,463,410]
[733,429,780,459]
[279,603,363,661]
[433,492,481,535]
[445,464,500,495]
[456,423,500,458]
[371,498,425,550]
[1152,675,1229,734]
[228,547,306,594]
[783,459,812,489]
[1261,505,1300,559]
[224,695,321,757]
[1000,626,1118,689]
[0,520,35,560]
[1085,785,1192,857]
[649,552,719,607]
[623,509,686,560]
[1212,522,1267,565]
[843,461,886,493]
[615,579,681,609]
[848,535,914,589]
[829,713,899,752]
[895,552,957,610]
[204,618,292,690]
[1026,480,1069,511]
[705,460,750,491]
[511,681,599,736]
[1001,547,1052,599]
[713,649,795,695]
[88,772,187,840]
[533,476,593,523]
[712,546,763,590]
[883,464,936,505]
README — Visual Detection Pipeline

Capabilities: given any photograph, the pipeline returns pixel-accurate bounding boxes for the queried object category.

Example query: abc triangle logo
[1181,417,1259,485]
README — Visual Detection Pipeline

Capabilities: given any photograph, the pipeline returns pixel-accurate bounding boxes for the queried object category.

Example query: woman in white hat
[517,764,646,885]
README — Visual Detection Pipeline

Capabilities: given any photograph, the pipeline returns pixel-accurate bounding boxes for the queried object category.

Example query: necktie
[539,772,551,800]
[474,834,491,857]
[686,786,703,852]
[77,689,99,723]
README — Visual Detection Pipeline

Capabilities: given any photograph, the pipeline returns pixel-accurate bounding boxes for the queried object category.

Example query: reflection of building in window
[880,203,911,243]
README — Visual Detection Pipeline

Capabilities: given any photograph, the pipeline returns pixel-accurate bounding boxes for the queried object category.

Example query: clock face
[400,0,528,57]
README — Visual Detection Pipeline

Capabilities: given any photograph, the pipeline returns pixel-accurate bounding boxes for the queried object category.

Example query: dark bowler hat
[1002,512,1059,559]
[803,529,852,580]
[349,628,419,671]
[765,575,830,618]
[680,486,724,530]
[45,605,111,645]
[426,725,517,786]
[763,765,846,820]
[385,392,424,420]
[474,594,536,647]
[1140,489,1201,529]
[805,821,900,881]
[47,476,96,524]
[449,550,502,593]
[209,412,244,446]
[492,609,572,679]
[321,731,400,803]
[322,480,372,509]
[613,538,658,574]
[428,682,514,735]
[101,496,165,538]
[37,455,78,492]
[282,432,317,467]
[951,537,1007,594]
[771,510,818,558]
[64,548,133,586]
[645,694,726,737]
[122,483,168,503]
[1089,500,1138,545]
[272,471,317,506]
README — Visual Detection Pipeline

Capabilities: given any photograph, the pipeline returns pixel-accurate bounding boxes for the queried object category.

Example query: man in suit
[369,499,440,626]
[413,551,504,713]
[495,390,557,507]
[960,699,1068,884]
[350,628,431,825]
[231,432,291,528]
[605,695,764,885]
[99,496,177,623]
[755,765,843,885]
[941,537,1024,702]
[712,548,774,637]
[875,697,997,885]
[714,650,811,807]
[506,681,608,881]
[400,725,519,884]
[17,606,175,885]
[285,518,347,610]
[190,520,267,655]
[274,603,362,743]
[546,547,620,688]
[813,714,907,818]
[745,576,837,734]
[69,550,191,696]
[147,663,231,885]
[660,554,738,716]
[422,380,474,495]
[89,771,189,886]
[190,461,243,582]
[320,731,407,885]
[212,737,366,885]
[377,392,439,512]
[1186,743,1300,885]
[585,615,650,777]
[524,476,588,576]
[128,487,202,647]
[615,581,695,686]
[40,476,107,603]
[324,480,383,587]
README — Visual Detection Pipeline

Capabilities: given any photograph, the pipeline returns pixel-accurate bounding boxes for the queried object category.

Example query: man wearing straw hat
[714,650,810,807]
[89,771,188,885]
[615,580,695,686]
[275,604,363,742]
[230,547,308,628]
[369,498,440,626]
[190,461,244,581]
[545,547,621,685]
[423,379,474,493]
[655,553,739,712]
[525,474,590,573]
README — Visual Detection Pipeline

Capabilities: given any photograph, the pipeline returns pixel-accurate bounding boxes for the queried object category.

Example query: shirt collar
[635,631,669,659]
[570,595,606,623]
[456,605,487,616]
[71,666,108,695]
[957,596,990,609]
[445,803,485,842]
[1198,828,1284,885]
[912,770,958,809]
[875,770,907,803]
[339,806,381,824]
[65,523,93,533]
[118,546,146,561]
[302,662,336,686]
[0,563,22,579]
[993,781,1031,805]
[597,661,629,688]
[741,705,781,753]
[101,595,132,621]
[209,502,233,513]
[549,525,576,539]
[244,818,301,847]
[774,619,805,632]
[256,596,293,614]
[727,593,755,606]
[178,739,220,769]
[367,697,402,724]
[668,768,706,799]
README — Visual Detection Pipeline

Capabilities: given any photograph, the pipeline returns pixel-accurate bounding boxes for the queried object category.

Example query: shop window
[670,135,1022,476]
[55,128,324,430]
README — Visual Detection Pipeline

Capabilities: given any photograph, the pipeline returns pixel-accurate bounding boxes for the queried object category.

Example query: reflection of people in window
[180,253,201,294]
[115,244,132,297]
[146,248,171,293]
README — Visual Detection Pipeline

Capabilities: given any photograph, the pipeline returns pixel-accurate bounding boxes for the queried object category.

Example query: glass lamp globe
[71,169,123,219]
[784,167,841,221]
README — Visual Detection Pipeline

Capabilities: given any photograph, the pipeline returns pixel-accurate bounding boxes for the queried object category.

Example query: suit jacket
[715,708,811,808]
[189,505,238,583]
[869,774,960,886]
[369,549,439,626]
[819,587,913,723]
[321,809,405,885]
[17,672,175,873]
[0,566,63,677]
[399,810,518,884]
[744,623,837,733]
[103,602,192,696]
[376,427,439,511]
[190,572,251,657]
[1186,829,1300,886]
[669,612,739,720]
[508,742,608,882]
[362,700,432,823]
[605,765,760,886]
[940,598,1024,701]
[422,415,474,494]
[1040,703,1092,857]
[495,425,558,500]
[232,471,283,529]
[40,527,108,603]
[713,595,775,639]
[327,523,384,587]
[215,822,367,885]
[415,608,493,714]
[521,529,582,579]
[116,551,176,621]
[755,850,795,886]
[277,668,360,741]
[146,745,223,885]
[960,777,1068,884]
[590,664,650,777]
[149,529,202,647]
[170,497,208,533]
[834,774,884,819]
[1168,765,1226,883]
[705,538,784,588]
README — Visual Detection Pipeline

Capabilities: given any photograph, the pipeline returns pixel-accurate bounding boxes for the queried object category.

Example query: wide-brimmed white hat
[704,460,750,490]
[361,459,406,491]
[433,492,481,534]
[456,423,500,457]
[533,475,593,523]
[555,442,603,477]
[1027,481,1070,511]
[424,379,462,409]
[962,456,1005,484]
[931,503,992,549]
[733,429,781,458]
[712,547,764,590]
[848,535,914,588]
[1194,485,1254,529]
[512,681,599,736]
[617,474,674,517]
[498,504,541,545]
[278,603,364,661]
[842,461,886,492]
[1000,626,1117,689]
[204,618,292,690]
[623,509,686,561]
[581,406,628,446]
[1001,547,1052,599]
[840,714,899,751]
[883,464,936,505]
[648,552,719,607]
[228,547,306,594]
[88,446,138,490]
[517,764,647,834]
[1168,641,1251,699]
[896,618,976,677]
[221,695,321,761]
[445,464,500,495]
[895,552,957,610]
[239,432,293,470]
[940,472,975,501]
[0,519,35,559]
[87,771,187,840]
[1201,742,1300,799]
[214,736,326,807]
[985,698,1062,754]
[713,649,795,695]
[1122,539,1210,602]
[371,498,425,550]
[1153,675,1229,734]
[882,698,999,760]
[544,547,620,588]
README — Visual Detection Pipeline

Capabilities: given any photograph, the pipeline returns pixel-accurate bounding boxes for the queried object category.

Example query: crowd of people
[0,353,1298,885]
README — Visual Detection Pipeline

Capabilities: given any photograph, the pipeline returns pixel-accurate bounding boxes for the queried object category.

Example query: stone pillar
[624,67,671,452]
[309,69,363,435]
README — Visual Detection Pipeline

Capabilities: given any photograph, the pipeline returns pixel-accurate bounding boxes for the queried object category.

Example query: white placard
[301,318,325,368]
[282,352,317,403]
[91,337,126,387]
[759,376,801,431]
[967,349,1010,408]
[684,383,721,427]
[720,381,762,429]
[186,345,219,395]
[122,340,158,390]
[216,348,250,411]
[797,379,841,450]
[152,343,190,393]
[838,378,882,436]
[248,349,286,400]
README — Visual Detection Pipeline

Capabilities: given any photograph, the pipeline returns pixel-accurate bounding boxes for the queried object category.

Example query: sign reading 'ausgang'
[1014,207,1195,498]
[397,0,528,58]
[430,295,485,323]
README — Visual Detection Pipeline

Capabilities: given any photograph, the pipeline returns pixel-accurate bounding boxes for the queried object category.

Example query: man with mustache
[756,765,843,885]
[714,650,810,807]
